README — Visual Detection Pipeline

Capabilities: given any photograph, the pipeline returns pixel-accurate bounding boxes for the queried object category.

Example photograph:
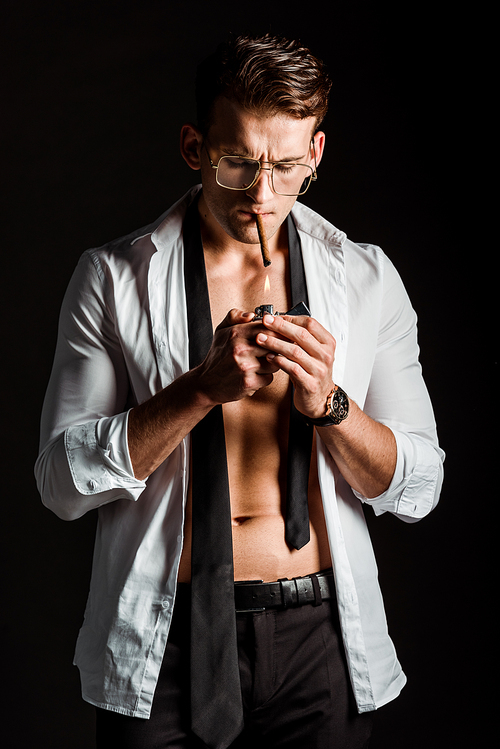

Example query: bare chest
[207,260,290,330]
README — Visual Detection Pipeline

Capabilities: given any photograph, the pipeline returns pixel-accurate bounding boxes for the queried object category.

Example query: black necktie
[285,216,313,550]
[183,197,312,749]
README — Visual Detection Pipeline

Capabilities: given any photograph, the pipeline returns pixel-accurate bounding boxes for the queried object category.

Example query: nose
[245,166,274,203]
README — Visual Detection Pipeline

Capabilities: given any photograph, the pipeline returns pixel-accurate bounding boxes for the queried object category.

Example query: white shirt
[35,186,444,718]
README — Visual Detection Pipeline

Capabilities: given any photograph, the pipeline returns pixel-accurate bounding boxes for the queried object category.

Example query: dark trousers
[96,583,373,748]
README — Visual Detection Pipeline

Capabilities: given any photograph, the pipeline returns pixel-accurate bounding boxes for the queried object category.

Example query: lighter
[253,301,311,320]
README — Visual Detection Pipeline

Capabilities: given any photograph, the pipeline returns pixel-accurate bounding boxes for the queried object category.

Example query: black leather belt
[234,569,334,613]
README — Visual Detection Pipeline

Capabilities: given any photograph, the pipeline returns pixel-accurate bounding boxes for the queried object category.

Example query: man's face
[195,97,323,249]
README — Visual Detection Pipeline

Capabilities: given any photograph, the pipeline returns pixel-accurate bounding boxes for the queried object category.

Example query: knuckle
[242,374,256,390]
[232,340,247,357]
[239,358,254,373]
[295,331,308,348]
[326,344,335,362]
[292,345,305,362]
[218,308,238,328]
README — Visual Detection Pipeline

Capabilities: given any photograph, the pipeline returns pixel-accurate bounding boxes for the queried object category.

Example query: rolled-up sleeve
[353,255,445,522]
[35,251,146,521]
[354,430,444,522]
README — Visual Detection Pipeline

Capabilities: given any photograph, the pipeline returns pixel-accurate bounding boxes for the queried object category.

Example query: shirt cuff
[353,430,444,521]
[64,411,146,498]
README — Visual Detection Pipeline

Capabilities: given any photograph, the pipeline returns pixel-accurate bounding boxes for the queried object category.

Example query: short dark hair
[196,34,331,135]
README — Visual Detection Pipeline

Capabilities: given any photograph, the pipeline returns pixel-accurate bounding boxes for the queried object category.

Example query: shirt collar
[150,185,346,253]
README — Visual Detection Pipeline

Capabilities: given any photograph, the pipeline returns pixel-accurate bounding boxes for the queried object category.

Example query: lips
[240,210,271,218]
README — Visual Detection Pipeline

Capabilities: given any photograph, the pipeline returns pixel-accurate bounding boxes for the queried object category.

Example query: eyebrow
[220,146,307,163]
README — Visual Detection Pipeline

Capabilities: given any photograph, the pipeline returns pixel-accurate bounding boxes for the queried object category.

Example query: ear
[311,131,326,170]
[180,123,203,170]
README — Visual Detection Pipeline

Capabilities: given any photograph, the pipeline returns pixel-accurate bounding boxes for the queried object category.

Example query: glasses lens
[272,164,313,196]
[217,157,259,189]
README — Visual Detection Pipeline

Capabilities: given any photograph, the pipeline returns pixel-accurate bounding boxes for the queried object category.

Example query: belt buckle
[234,579,266,613]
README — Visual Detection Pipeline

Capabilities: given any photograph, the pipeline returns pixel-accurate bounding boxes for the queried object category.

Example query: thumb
[216,308,255,330]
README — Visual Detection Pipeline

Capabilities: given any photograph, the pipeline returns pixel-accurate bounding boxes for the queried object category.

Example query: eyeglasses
[204,140,318,197]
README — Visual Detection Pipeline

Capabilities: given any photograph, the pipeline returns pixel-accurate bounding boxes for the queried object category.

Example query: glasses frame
[204,139,318,197]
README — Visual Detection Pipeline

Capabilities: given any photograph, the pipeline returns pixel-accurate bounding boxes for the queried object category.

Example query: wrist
[183,366,220,411]
[300,383,349,427]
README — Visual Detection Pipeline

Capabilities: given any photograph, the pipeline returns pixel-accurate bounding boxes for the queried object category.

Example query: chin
[221,216,259,245]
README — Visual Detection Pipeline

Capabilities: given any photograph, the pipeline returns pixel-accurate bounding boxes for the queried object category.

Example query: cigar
[256,214,271,267]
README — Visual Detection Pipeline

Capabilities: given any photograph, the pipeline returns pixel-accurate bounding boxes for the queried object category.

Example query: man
[35,34,444,749]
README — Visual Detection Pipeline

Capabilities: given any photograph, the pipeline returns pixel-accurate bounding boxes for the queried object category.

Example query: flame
[264,275,271,294]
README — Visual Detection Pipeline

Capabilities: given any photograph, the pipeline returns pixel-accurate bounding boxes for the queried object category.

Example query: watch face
[329,387,349,424]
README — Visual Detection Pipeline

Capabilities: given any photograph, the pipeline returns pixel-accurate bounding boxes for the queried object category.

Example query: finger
[216,308,255,330]
[252,323,289,348]
[263,349,333,414]
[256,328,323,370]
[230,331,277,360]
[263,347,317,389]
[242,372,274,396]
[257,329,335,389]
[225,331,281,374]
[263,314,334,348]
[255,355,281,374]
[260,335,316,375]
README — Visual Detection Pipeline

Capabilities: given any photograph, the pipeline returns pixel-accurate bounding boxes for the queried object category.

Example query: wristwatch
[301,384,349,427]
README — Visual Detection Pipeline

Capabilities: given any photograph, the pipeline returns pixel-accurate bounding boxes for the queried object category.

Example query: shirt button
[88,480,96,491]
[161,600,170,610]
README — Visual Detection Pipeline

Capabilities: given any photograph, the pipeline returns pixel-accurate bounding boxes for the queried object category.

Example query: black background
[2,1,494,747]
